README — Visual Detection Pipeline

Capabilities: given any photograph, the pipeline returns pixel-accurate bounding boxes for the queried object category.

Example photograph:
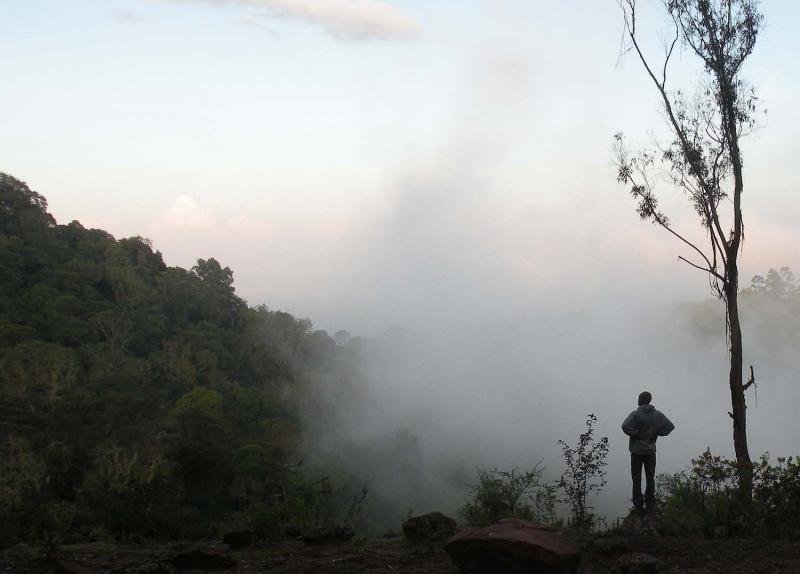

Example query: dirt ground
[3,534,800,573]
[245,535,800,573]
[583,535,800,573]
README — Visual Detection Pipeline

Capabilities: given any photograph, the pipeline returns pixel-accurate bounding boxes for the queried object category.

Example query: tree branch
[655,218,721,281]
[677,256,726,283]
[662,15,680,89]
[623,3,731,252]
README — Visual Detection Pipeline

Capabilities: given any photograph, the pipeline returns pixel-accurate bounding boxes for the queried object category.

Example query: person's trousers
[631,453,657,511]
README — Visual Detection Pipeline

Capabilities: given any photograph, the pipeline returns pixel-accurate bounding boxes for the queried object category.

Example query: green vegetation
[0,173,350,546]
[558,414,609,533]
[657,450,800,540]
[460,465,557,527]
[460,414,611,533]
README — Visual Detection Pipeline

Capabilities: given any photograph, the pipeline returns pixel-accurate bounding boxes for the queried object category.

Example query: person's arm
[621,411,639,437]
[658,413,675,436]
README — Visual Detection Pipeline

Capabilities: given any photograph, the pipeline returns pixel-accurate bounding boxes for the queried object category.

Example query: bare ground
[3,534,800,573]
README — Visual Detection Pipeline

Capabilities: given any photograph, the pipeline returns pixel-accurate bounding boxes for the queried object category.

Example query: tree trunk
[726,263,753,498]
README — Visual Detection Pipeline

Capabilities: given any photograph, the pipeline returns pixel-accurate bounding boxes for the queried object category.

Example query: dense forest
[0,172,359,546]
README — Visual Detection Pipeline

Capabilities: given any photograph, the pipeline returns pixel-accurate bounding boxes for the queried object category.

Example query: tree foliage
[0,173,348,546]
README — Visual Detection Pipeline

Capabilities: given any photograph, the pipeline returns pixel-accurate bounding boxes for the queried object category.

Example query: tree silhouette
[614,0,764,496]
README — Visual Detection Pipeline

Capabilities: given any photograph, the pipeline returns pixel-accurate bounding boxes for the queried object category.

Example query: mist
[301,290,800,528]
[287,41,796,514]
[270,8,800,526]
[171,10,800,528]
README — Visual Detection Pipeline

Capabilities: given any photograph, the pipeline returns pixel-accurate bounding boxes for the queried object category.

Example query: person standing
[621,391,675,513]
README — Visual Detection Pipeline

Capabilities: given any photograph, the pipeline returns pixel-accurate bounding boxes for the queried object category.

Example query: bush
[657,449,800,539]
[557,414,609,533]
[461,465,557,527]
[753,454,800,538]
[655,450,737,538]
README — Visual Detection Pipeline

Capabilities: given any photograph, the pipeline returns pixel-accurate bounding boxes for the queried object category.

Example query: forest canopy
[0,173,347,545]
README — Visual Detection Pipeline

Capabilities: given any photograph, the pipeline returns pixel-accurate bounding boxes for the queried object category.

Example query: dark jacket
[621,404,674,455]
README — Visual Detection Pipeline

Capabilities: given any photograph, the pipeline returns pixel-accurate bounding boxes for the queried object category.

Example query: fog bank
[305,297,800,525]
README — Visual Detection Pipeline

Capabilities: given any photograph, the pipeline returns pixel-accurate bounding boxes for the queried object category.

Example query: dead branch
[742,364,756,391]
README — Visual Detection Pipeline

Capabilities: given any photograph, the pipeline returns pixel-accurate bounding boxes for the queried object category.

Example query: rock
[445,518,580,574]
[169,543,235,570]
[402,512,457,543]
[222,530,254,549]
[300,525,355,545]
[382,529,399,539]
[620,511,663,537]
[611,552,664,574]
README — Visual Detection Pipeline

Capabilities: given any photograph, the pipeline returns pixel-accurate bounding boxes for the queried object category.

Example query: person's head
[638,391,652,406]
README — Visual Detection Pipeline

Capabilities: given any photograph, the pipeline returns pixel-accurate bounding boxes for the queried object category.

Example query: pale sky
[2,0,798,334]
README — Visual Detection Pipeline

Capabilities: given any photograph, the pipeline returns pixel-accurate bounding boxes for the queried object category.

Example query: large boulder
[402,512,457,542]
[445,518,580,574]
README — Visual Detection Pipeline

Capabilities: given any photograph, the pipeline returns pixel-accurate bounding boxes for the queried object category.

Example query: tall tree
[614,0,763,496]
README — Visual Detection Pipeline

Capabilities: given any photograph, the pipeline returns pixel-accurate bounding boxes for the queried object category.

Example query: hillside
[0,173,345,546]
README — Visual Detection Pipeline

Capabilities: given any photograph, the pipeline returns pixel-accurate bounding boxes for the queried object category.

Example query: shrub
[753,454,800,538]
[658,449,800,539]
[557,414,609,533]
[461,465,557,527]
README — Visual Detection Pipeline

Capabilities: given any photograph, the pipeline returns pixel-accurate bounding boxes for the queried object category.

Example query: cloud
[154,195,215,232]
[113,10,143,24]
[175,0,421,42]
[152,195,272,237]
[238,14,281,39]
